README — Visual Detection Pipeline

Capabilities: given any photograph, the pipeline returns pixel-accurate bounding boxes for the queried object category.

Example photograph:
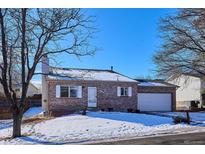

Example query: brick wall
[45,80,177,116]
[138,86,177,111]
[47,80,138,116]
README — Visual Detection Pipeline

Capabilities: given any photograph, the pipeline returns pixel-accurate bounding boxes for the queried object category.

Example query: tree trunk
[12,112,23,138]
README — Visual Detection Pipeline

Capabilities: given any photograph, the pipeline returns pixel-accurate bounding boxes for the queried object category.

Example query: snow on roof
[138,82,170,87]
[48,67,137,82]
[136,79,177,87]
[30,81,41,90]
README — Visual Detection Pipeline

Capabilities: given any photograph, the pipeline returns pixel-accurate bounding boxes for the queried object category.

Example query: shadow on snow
[17,136,91,145]
[0,120,13,130]
[86,112,174,126]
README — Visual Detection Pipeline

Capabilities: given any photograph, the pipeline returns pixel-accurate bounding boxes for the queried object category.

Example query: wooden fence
[0,99,41,119]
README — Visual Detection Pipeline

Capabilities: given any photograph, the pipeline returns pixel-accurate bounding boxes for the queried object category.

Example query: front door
[88,87,97,107]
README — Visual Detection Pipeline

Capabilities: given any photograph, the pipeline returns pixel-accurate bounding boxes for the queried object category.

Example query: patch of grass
[22,132,34,137]
[22,116,53,124]
[0,136,12,141]
[0,132,34,141]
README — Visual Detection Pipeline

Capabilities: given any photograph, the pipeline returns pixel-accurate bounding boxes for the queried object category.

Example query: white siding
[27,84,40,96]
[167,75,201,109]
[168,75,201,102]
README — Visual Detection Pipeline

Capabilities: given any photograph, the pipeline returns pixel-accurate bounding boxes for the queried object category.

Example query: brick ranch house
[42,56,177,116]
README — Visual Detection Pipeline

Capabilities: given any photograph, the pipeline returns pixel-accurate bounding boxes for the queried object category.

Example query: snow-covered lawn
[0,110,205,145]
[152,112,205,125]
[23,107,43,119]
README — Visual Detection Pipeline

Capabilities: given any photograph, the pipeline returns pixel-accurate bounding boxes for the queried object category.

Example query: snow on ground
[23,107,43,119]
[0,111,204,145]
[0,107,42,132]
[0,120,12,130]
[152,112,205,125]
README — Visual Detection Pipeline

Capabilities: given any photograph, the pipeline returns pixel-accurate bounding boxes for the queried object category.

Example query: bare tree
[153,9,205,79]
[0,8,96,138]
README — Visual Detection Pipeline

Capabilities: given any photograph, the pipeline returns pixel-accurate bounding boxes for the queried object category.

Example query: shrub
[108,108,113,112]
[135,109,140,113]
[82,109,87,115]
[172,116,190,124]
[127,108,133,113]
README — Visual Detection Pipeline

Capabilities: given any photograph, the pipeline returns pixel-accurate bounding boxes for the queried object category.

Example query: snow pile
[23,107,43,118]
[0,112,203,145]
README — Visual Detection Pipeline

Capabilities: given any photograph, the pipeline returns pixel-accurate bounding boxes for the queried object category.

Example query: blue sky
[32,8,177,82]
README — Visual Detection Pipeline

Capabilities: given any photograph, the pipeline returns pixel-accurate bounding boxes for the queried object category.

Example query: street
[89,132,205,145]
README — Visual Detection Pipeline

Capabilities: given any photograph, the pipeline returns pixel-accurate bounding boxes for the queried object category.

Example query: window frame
[120,87,129,96]
[60,86,69,98]
[59,85,79,98]
[69,86,78,98]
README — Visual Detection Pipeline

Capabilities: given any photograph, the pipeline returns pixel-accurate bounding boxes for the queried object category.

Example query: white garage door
[138,93,172,111]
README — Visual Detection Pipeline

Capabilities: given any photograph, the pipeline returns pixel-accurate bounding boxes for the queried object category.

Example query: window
[60,86,69,97]
[59,86,80,98]
[120,87,128,96]
[70,86,78,98]
[117,86,132,97]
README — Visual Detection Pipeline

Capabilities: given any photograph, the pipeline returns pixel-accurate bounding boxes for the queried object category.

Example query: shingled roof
[48,67,137,82]
[135,79,178,87]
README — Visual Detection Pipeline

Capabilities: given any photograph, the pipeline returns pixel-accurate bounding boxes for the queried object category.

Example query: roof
[30,81,42,91]
[167,74,203,82]
[48,67,138,82]
[29,82,40,90]
[135,79,178,87]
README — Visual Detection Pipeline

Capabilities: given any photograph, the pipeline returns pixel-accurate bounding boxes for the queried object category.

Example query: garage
[138,93,172,111]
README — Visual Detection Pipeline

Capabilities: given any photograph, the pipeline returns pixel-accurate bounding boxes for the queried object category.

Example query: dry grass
[22,116,54,124]
[0,136,12,141]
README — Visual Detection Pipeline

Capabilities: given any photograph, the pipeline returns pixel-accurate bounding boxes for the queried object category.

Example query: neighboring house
[167,75,205,109]
[41,56,177,116]
[31,81,42,94]
[0,82,41,120]
[15,82,41,97]
[27,83,41,97]
[0,82,40,98]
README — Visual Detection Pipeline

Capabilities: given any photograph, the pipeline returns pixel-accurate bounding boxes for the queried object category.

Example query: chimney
[42,55,49,75]
[111,66,113,71]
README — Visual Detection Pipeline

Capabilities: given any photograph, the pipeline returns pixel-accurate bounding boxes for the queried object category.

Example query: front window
[60,86,69,97]
[70,86,78,98]
[60,86,78,98]
[120,87,128,96]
